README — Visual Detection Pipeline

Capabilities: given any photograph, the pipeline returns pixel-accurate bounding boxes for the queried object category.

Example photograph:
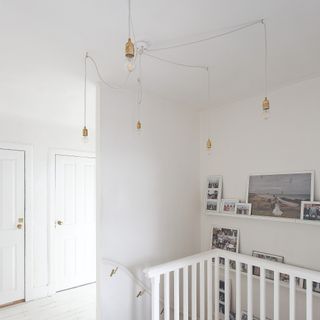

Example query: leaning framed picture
[211,226,239,253]
[301,201,320,221]
[235,203,252,215]
[246,171,314,219]
[221,199,238,214]
[205,175,223,214]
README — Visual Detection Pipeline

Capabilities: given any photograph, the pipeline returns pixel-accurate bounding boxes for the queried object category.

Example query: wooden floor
[0,284,96,320]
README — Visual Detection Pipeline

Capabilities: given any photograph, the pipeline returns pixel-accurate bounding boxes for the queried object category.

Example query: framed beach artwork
[246,171,314,219]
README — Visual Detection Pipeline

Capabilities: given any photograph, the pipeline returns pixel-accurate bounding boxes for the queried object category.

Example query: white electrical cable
[84,53,87,127]
[144,52,207,70]
[148,19,264,52]
[86,54,131,90]
[263,19,268,97]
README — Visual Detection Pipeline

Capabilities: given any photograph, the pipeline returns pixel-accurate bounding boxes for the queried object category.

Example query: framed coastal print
[235,203,252,215]
[247,171,314,219]
[206,175,222,214]
[301,201,320,221]
[221,199,238,214]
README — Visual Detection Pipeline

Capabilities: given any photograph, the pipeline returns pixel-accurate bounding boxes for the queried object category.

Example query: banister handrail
[144,249,320,282]
[103,258,151,295]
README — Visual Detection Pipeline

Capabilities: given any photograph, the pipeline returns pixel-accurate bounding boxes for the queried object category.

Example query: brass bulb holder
[262,97,270,111]
[125,38,135,59]
[136,120,142,130]
[206,138,212,150]
[82,126,88,137]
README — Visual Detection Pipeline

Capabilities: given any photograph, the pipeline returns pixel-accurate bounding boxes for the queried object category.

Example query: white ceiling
[0,0,320,126]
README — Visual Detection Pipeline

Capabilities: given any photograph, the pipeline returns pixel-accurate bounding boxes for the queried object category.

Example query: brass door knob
[17,224,23,229]
[57,220,63,226]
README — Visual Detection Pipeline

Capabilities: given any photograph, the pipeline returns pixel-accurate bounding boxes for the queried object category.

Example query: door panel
[55,155,96,292]
[0,149,25,306]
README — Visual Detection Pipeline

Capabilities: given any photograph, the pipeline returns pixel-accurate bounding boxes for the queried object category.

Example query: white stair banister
[152,275,160,320]
[214,257,219,320]
[306,278,313,320]
[247,263,253,320]
[207,258,213,320]
[289,275,296,320]
[224,258,230,320]
[236,261,241,320]
[260,267,266,320]
[192,263,197,320]
[183,266,188,320]
[200,260,205,320]
[174,269,179,320]
[274,270,280,320]
[164,273,170,320]
[144,249,320,320]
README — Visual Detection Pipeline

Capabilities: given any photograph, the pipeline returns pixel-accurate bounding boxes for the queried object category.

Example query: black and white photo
[301,201,320,221]
[235,203,252,215]
[211,226,239,252]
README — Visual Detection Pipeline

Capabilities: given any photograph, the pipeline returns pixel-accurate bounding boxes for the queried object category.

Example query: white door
[0,149,25,306]
[55,155,96,292]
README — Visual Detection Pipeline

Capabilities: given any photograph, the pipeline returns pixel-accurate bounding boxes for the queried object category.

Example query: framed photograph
[247,171,314,219]
[206,175,223,214]
[211,226,239,253]
[221,199,238,214]
[235,203,252,215]
[206,200,219,212]
[252,250,284,280]
[301,201,320,221]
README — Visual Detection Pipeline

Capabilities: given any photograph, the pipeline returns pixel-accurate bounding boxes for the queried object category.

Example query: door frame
[0,142,33,302]
[48,149,96,296]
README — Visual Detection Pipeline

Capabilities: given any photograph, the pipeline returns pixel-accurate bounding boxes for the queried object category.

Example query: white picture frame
[246,170,314,219]
[235,203,252,215]
[300,201,320,221]
[221,199,238,214]
[205,175,223,214]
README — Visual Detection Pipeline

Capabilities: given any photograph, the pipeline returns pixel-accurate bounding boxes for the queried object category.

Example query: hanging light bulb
[82,126,89,143]
[206,138,212,150]
[262,97,270,119]
[136,120,142,130]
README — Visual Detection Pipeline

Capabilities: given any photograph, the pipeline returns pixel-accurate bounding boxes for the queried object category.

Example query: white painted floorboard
[0,284,96,320]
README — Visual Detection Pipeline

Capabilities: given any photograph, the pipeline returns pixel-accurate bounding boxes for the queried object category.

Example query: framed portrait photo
[221,199,238,214]
[247,171,314,219]
[301,201,320,221]
[235,203,252,215]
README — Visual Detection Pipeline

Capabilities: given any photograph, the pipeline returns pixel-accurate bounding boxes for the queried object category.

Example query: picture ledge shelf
[205,211,320,226]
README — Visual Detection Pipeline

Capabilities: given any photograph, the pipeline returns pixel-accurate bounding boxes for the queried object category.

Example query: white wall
[200,76,320,318]
[0,112,95,300]
[98,87,201,319]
